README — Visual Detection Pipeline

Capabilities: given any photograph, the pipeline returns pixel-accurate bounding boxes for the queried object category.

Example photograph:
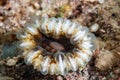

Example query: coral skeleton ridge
[16,15,96,75]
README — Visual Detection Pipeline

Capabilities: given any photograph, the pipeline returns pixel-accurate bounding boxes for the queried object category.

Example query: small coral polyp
[17,15,96,75]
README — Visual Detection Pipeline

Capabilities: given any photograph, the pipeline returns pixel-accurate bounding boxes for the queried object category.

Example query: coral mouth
[34,33,74,53]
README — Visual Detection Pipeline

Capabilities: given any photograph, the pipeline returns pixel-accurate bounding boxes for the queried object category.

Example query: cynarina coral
[16,15,96,75]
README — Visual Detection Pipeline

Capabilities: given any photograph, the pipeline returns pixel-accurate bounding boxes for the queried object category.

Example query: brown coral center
[34,33,74,53]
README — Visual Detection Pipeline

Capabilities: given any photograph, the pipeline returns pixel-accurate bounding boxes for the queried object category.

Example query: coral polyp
[17,15,96,75]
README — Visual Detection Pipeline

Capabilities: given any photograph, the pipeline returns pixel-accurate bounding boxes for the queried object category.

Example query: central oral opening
[34,33,74,53]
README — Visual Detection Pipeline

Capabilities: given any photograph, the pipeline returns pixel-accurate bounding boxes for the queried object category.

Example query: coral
[0,33,22,59]
[17,15,96,75]
[0,41,21,59]
[0,0,119,79]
